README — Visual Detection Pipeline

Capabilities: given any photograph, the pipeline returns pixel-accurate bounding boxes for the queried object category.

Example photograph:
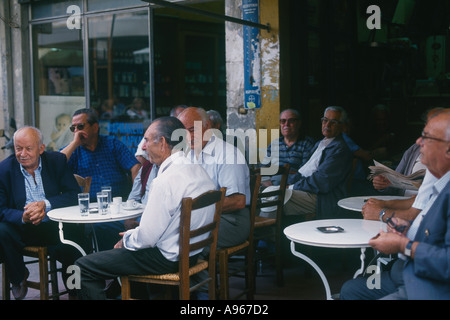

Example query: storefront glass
[31,19,85,152]
[88,11,150,154]
[29,0,225,154]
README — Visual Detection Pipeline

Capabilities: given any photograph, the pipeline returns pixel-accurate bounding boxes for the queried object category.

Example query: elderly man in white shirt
[75,116,216,300]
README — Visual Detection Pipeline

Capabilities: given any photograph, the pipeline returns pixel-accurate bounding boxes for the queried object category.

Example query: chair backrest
[251,164,290,225]
[178,187,226,286]
[74,174,92,194]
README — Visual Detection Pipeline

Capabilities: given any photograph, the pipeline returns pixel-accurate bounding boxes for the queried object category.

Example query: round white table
[48,203,144,256]
[338,195,410,212]
[284,219,384,300]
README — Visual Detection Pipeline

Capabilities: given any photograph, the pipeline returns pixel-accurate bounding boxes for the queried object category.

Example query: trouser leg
[283,190,317,216]
[0,223,27,285]
[75,247,179,300]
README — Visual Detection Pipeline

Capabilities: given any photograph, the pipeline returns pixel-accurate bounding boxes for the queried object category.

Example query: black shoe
[11,268,29,300]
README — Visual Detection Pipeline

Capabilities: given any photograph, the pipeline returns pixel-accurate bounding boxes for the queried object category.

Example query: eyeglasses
[69,123,86,132]
[386,213,409,233]
[321,117,341,125]
[280,118,298,125]
[420,131,450,143]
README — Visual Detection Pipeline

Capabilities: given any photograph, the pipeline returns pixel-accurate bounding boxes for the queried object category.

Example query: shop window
[32,19,85,152]
[88,10,150,155]
[32,0,81,20]
[87,0,144,12]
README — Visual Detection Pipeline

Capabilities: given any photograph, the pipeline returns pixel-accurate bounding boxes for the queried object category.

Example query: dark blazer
[403,178,450,300]
[0,151,80,226]
[289,134,353,219]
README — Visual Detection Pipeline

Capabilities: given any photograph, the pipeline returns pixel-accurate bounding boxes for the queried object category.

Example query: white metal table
[48,204,144,256]
[337,195,410,212]
[284,219,384,300]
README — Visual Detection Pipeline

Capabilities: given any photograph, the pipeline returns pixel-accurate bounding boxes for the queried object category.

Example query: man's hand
[372,175,391,190]
[23,201,46,225]
[369,230,409,255]
[114,232,126,249]
[361,199,386,220]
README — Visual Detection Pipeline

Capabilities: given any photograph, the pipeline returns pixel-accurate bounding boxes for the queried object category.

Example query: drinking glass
[78,193,89,216]
[101,185,112,205]
[97,192,109,215]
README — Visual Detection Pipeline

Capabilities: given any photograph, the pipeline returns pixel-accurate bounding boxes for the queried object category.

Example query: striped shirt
[262,136,316,172]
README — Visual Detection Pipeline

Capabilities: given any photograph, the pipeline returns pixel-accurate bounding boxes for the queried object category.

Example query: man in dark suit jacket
[0,126,81,299]
[284,106,353,219]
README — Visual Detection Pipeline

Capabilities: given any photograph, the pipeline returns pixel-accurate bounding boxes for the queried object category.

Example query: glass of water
[97,192,109,215]
[101,186,112,205]
[78,193,90,216]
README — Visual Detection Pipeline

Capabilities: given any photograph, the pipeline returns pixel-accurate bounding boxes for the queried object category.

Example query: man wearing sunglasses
[60,108,141,250]
[283,106,353,219]
[260,109,315,186]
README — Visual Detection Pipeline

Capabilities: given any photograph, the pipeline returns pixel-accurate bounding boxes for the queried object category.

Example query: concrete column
[0,0,30,161]
[225,0,280,162]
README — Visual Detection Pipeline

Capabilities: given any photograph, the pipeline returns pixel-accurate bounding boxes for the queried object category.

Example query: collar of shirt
[186,134,217,163]
[20,158,42,177]
[158,151,186,176]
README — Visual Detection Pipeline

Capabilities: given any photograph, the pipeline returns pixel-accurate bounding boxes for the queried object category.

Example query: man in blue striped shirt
[261,109,315,186]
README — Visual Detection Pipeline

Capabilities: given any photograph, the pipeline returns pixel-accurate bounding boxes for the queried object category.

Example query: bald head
[417,110,450,178]
[177,107,210,152]
[14,126,45,172]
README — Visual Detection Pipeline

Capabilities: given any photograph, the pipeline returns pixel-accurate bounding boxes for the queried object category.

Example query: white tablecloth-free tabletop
[337,195,410,212]
[48,203,144,256]
[284,219,384,300]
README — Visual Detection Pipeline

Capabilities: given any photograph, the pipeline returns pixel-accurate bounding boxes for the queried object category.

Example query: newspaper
[367,160,425,190]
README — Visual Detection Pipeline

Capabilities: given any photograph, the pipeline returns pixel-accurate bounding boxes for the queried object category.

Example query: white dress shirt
[122,151,216,261]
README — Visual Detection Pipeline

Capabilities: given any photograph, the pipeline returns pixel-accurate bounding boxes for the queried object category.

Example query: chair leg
[246,251,255,300]
[36,249,49,300]
[275,238,284,287]
[121,277,131,300]
[2,263,11,300]
[49,258,60,299]
[218,251,229,300]
[179,273,190,300]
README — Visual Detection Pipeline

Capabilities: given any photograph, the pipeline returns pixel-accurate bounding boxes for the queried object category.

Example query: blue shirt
[67,135,139,199]
[262,136,316,172]
[20,158,51,222]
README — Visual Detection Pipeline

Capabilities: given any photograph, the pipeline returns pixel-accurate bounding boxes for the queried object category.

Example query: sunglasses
[386,213,409,233]
[69,123,86,132]
[280,118,298,125]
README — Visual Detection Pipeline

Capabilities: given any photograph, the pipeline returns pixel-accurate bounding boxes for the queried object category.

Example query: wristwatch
[404,240,414,257]
[379,209,387,222]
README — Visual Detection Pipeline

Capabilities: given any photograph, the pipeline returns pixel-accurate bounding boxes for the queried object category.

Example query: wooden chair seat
[124,259,208,282]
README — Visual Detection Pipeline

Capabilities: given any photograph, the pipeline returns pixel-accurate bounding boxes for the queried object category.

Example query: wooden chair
[2,247,64,300]
[74,174,92,193]
[216,173,258,300]
[120,187,226,300]
[252,164,290,287]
